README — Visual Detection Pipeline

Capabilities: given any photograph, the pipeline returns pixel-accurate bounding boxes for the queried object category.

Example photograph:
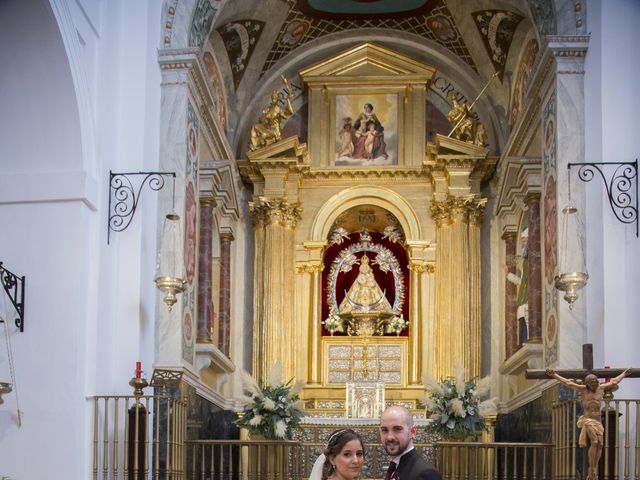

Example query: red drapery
[321,230,410,336]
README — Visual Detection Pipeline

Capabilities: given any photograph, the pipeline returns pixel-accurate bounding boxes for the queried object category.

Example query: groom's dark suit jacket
[393,448,442,480]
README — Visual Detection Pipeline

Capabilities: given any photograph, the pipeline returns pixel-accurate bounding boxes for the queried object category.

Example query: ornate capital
[524,192,541,205]
[408,263,426,274]
[220,232,235,242]
[249,197,303,229]
[408,262,435,274]
[468,197,488,226]
[297,262,324,274]
[200,197,217,209]
[430,195,487,227]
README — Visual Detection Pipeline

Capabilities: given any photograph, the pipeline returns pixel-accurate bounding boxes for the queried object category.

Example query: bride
[309,429,365,480]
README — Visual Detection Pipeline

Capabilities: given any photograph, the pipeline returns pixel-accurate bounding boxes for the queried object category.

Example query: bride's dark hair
[321,428,364,479]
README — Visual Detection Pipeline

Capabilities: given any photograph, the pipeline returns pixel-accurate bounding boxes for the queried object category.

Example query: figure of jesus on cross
[546,367,630,480]
[526,344,638,480]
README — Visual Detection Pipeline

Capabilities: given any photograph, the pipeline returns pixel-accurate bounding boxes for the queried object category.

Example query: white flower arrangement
[236,363,305,439]
[322,311,344,335]
[386,314,408,335]
[422,361,497,440]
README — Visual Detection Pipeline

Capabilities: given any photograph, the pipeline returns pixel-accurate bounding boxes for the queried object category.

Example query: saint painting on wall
[506,224,530,346]
[335,94,398,166]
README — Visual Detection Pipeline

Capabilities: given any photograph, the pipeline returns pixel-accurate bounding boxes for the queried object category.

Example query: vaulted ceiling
[181,0,585,158]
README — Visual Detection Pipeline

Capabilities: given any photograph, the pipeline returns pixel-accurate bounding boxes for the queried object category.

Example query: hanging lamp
[154,212,186,310]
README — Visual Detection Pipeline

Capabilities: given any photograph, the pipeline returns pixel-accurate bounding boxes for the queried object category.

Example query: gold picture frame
[334,92,400,167]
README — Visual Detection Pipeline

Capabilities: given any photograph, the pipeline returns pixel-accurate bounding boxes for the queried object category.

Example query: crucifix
[525,343,640,382]
[526,343,639,480]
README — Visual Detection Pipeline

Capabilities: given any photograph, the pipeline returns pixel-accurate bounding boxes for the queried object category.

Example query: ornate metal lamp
[0,382,12,405]
[154,212,186,310]
[555,204,588,309]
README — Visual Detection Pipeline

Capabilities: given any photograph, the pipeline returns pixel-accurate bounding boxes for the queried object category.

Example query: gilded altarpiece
[243,44,491,414]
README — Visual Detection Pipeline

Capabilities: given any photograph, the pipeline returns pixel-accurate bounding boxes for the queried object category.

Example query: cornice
[157,47,200,70]
[494,158,542,220]
[301,167,431,182]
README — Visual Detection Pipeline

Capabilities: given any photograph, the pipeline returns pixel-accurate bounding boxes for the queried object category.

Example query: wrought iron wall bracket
[108,171,176,244]
[568,161,638,237]
[0,262,25,331]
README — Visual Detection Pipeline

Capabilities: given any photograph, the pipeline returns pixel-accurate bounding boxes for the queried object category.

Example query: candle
[136,361,142,378]
[604,365,610,382]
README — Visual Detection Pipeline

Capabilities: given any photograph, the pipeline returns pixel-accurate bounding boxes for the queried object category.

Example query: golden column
[430,195,486,380]
[468,199,486,377]
[250,197,302,384]
[408,262,425,385]
[302,260,324,385]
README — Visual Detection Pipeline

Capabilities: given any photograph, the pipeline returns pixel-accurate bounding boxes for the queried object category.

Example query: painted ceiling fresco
[262,0,476,77]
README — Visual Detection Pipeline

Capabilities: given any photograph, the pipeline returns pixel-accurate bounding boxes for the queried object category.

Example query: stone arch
[310,186,421,242]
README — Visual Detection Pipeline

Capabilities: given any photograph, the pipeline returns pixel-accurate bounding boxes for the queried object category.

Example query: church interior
[0,0,639,478]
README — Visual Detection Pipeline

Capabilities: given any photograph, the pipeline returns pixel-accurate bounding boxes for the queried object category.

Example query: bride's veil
[309,453,325,480]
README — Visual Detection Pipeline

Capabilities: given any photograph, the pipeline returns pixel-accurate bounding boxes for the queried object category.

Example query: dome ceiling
[181,0,582,157]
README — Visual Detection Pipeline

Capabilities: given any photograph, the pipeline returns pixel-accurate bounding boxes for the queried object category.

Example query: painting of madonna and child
[335,94,398,166]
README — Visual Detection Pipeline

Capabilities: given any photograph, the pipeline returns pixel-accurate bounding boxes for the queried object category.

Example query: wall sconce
[154,212,185,310]
[108,171,176,244]
[0,262,25,332]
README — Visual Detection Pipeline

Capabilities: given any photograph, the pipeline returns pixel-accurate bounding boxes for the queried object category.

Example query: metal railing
[182,439,553,480]
[552,398,640,480]
[434,441,553,480]
[186,439,303,480]
[92,394,187,479]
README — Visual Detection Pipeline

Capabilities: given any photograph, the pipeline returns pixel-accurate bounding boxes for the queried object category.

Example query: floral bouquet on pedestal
[236,362,305,439]
[422,361,497,440]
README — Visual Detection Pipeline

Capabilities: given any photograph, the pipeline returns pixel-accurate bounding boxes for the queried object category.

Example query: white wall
[584,0,640,397]
[0,0,162,478]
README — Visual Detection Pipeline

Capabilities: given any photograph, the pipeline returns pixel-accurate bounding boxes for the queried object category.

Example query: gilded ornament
[447,72,498,145]
[249,197,303,229]
[430,195,487,226]
[248,76,294,151]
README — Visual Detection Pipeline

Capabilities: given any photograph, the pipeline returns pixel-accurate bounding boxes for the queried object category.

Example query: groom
[379,405,442,480]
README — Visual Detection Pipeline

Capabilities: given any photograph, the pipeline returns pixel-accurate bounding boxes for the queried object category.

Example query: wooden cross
[525,343,640,380]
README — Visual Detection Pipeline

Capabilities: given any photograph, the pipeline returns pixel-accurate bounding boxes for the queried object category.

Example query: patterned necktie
[384,461,397,480]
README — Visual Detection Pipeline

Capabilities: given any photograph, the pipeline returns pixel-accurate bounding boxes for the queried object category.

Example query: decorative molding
[302,167,431,182]
[157,47,200,69]
[161,1,178,46]
[195,342,235,376]
[200,161,241,224]
[500,342,544,376]
[493,158,542,220]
